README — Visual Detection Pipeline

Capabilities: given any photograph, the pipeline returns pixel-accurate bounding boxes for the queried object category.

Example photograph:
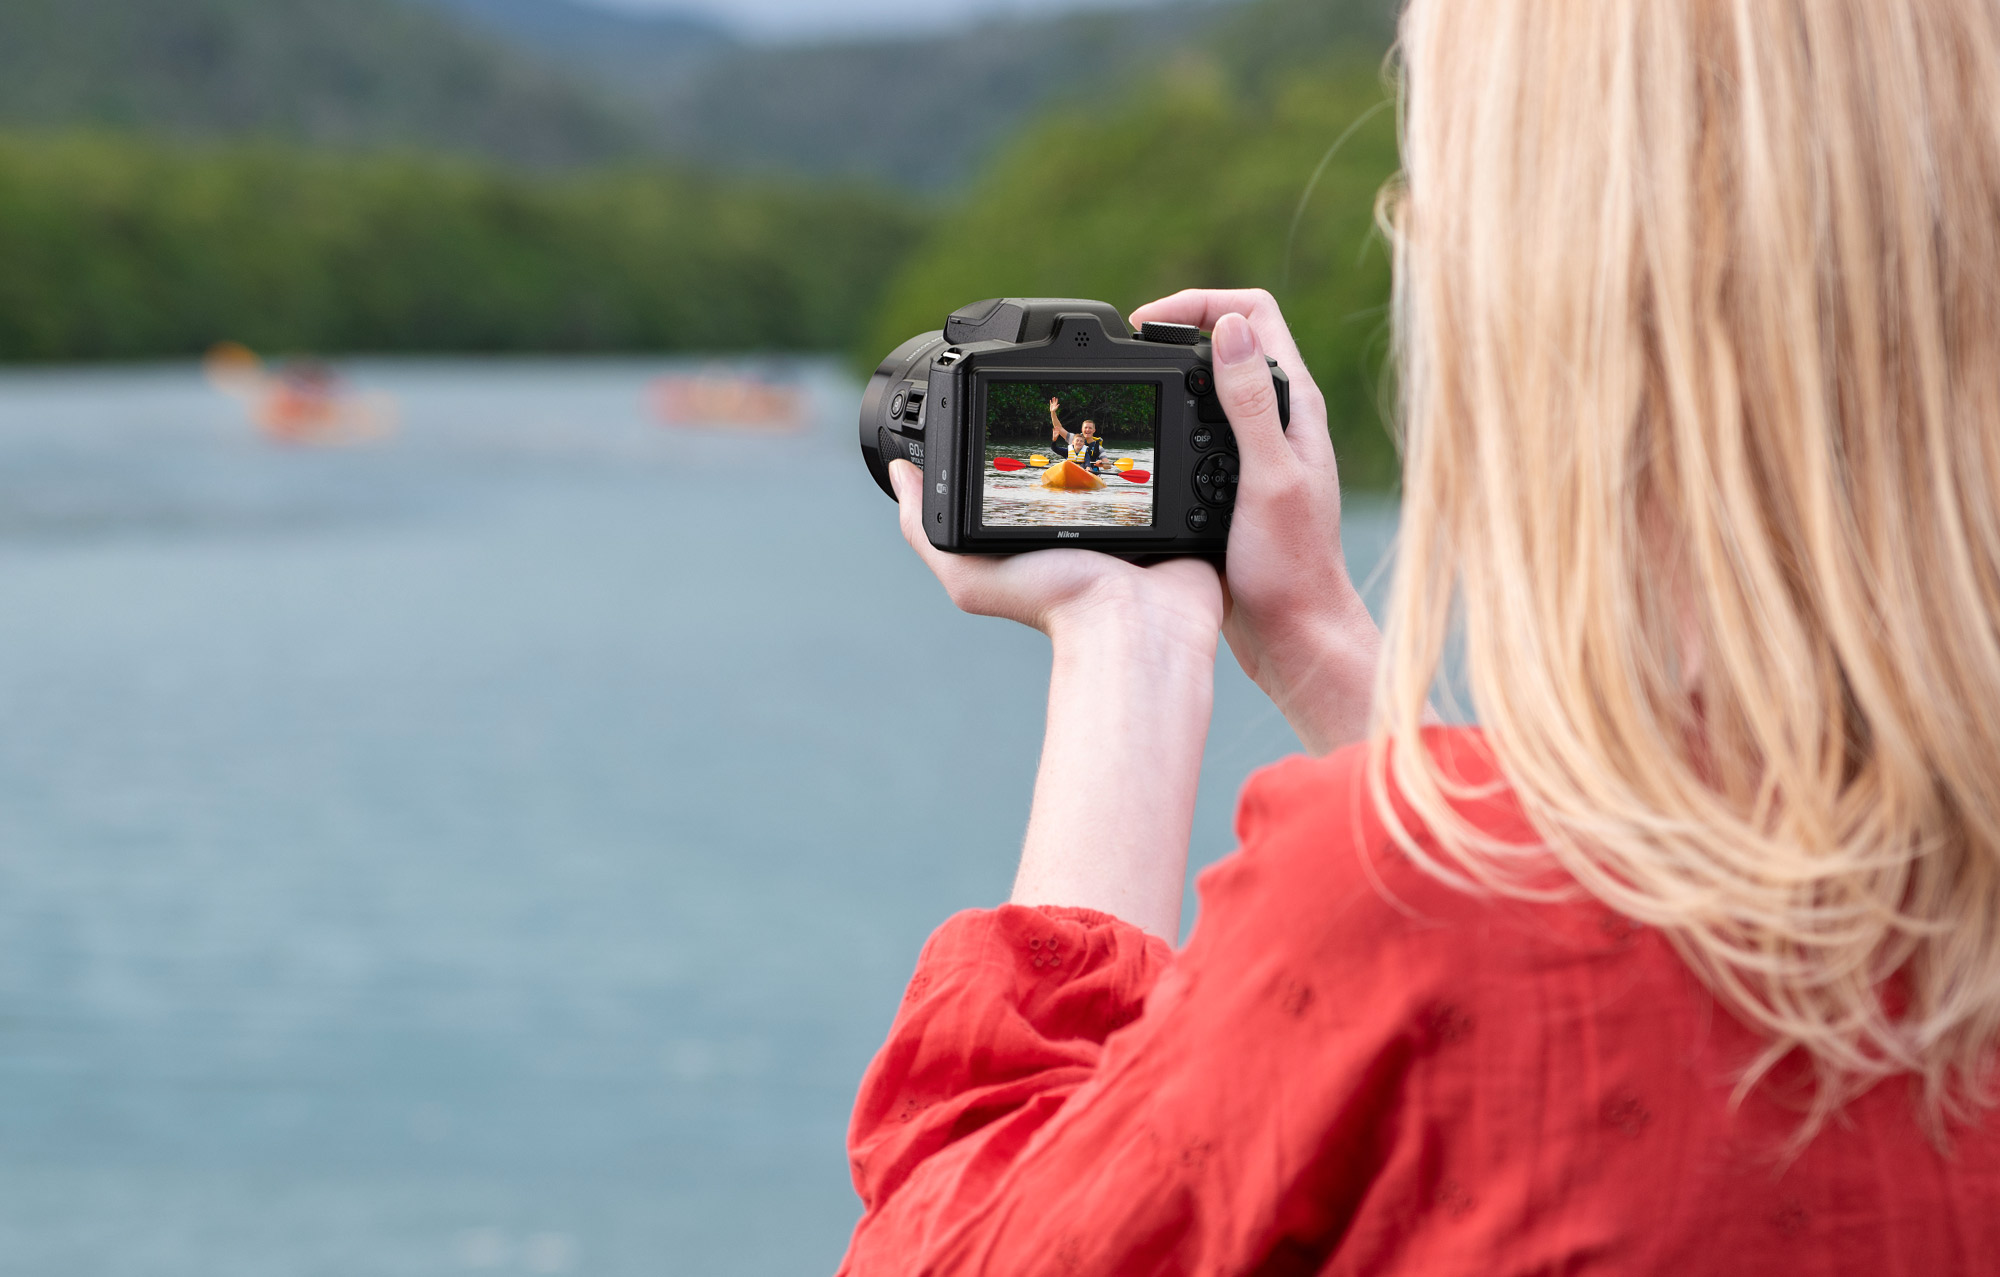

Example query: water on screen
[979,443,1157,527]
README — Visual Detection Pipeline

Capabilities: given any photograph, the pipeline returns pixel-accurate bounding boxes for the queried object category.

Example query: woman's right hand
[1128,289,1382,754]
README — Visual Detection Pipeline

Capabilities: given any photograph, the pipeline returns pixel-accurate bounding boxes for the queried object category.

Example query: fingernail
[1213,313,1259,365]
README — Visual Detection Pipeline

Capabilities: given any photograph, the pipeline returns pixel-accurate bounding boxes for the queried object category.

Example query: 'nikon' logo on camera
[1058,531,1081,539]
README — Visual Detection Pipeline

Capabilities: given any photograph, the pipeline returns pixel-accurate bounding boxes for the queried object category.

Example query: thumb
[1210,313,1295,479]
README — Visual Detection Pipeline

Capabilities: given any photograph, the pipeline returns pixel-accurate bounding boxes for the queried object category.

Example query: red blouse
[839,728,2000,1275]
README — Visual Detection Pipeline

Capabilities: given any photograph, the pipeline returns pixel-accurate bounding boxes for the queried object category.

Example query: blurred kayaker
[202,342,396,447]
[263,361,342,437]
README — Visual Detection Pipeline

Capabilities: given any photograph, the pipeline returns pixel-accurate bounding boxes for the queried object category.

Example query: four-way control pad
[1193,451,1239,508]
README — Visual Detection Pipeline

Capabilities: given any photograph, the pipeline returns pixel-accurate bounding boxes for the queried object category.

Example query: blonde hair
[1376,0,2000,1131]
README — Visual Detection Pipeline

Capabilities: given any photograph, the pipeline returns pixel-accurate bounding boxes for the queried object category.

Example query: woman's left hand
[887,459,1222,938]
[886,460,1222,642]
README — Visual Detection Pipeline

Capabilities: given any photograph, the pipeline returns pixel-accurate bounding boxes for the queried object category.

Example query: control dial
[1139,321,1202,345]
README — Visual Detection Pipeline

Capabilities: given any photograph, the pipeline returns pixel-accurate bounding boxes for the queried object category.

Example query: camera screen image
[980,381,1159,528]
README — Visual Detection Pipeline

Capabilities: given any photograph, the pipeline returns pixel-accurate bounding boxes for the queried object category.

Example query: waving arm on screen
[1049,396,1072,444]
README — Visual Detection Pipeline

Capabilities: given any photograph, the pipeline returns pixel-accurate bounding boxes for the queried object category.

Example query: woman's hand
[887,459,1222,938]
[886,459,1221,642]
[1128,289,1382,755]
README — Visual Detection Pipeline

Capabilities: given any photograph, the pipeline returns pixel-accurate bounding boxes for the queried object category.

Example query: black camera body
[860,298,1288,559]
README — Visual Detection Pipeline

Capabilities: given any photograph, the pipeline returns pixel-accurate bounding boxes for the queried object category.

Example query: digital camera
[860,298,1289,559]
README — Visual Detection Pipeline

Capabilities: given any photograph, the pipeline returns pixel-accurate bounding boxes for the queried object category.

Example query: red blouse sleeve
[838,747,1454,1276]
[845,904,1175,1221]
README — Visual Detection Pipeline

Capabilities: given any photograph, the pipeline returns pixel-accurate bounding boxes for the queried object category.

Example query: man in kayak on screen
[1048,397,1107,473]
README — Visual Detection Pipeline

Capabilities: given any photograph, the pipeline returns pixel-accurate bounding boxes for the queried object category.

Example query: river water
[0,359,1399,1276]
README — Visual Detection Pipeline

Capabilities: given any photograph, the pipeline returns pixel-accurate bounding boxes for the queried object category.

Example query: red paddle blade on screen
[993,455,1146,482]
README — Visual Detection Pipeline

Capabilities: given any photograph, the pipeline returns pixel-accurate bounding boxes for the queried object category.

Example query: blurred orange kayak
[649,374,807,432]
[1039,459,1105,490]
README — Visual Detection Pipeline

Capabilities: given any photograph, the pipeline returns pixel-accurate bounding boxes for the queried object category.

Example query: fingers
[1131,288,1332,473]
[890,460,1026,622]
[1133,288,1328,435]
[1130,289,1312,387]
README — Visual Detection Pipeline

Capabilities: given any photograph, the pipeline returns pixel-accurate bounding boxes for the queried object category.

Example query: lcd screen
[980,381,1158,528]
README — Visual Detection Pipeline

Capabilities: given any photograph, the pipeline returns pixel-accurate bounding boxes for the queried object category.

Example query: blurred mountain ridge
[460,0,1236,188]
[411,0,736,85]
[0,0,1398,185]
[0,0,647,168]
[434,0,1400,187]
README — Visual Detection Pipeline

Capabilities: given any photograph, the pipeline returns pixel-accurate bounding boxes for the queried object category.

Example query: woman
[844,1,2000,1271]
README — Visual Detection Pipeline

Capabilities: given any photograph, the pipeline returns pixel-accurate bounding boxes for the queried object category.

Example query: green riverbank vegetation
[986,382,1158,443]
[0,134,923,361]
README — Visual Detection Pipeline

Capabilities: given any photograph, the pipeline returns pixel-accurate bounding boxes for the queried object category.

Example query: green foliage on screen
[987,382,1157,443]
[0,134,925,360]
[861,52,1402,489]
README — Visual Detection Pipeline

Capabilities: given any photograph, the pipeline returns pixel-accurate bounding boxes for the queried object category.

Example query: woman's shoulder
[1236,723,1517,832]
[1196,727,1642,979]
[1217,726,1529,904]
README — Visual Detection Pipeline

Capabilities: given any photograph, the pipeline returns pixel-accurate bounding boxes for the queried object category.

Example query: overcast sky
[590,0,1177,40]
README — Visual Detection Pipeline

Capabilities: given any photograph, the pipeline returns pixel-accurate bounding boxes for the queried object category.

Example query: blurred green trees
[864,53,1401,488]
[0,134,921,360]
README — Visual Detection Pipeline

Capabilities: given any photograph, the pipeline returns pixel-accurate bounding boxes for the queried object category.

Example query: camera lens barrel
[858,331,947,499]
